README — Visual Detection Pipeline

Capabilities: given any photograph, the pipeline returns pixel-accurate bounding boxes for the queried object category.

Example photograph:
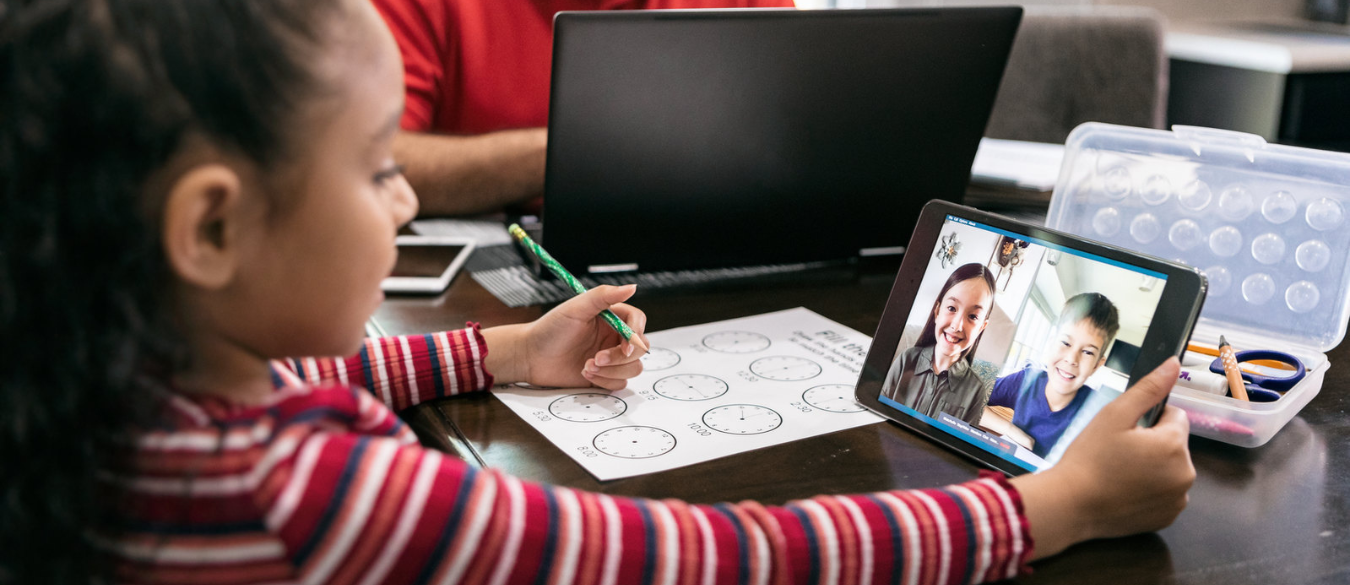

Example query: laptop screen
[544,7,1022,273]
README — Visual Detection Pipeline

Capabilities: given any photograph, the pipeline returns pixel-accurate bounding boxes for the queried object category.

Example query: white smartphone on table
[381,236,476,294]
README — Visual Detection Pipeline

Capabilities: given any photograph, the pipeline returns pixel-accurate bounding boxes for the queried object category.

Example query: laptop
[543,7,1022,273]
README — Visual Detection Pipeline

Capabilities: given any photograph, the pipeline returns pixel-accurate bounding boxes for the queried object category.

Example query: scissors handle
[1208,349,1306,392]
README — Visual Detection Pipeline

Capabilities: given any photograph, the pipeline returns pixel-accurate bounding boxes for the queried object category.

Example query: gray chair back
[985,6,1168,144]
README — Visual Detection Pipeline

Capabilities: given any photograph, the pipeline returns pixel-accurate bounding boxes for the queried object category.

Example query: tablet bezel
[854,200,1206,476]
[381,236,477,295]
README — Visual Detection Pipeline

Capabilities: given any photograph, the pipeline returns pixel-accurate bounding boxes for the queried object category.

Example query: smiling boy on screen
[988,292,1121,458]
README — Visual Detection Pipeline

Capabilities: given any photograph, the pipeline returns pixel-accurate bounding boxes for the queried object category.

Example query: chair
[984,6,1169,144]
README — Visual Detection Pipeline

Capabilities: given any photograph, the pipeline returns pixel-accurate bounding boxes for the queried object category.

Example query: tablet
[855,201,1206,475]
[381,236,476,295]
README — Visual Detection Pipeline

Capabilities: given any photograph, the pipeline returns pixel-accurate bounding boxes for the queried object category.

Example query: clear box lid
[1046,123,1350,353]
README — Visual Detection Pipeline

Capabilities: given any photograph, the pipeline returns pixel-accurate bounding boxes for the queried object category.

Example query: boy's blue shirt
[988,366,1095,458]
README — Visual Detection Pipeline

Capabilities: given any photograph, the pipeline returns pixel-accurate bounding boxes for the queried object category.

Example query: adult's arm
[395,128,548,216]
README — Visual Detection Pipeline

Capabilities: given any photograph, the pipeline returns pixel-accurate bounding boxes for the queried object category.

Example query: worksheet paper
[491,307,884,480]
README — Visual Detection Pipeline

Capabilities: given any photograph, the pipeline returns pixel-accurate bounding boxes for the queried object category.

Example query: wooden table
[377,259,1350,584]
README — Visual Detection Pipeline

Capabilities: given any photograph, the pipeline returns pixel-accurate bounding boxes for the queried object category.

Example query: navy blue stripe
[424,334,446,398]
[712,503,750,584]
[636,501,657,584]
[865,494,906,585]
[359,345,376,391]
[269,365,285,390]
[530,489,560,585]
[789,507,821,583]
[412,465,479,585]
[945,488,978,585]
[293,438,368,565]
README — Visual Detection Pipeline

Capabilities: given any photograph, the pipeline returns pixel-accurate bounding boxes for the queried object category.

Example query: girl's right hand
[1011,357,1195,560]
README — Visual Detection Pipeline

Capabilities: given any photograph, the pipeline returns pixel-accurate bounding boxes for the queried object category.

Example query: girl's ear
[162,164,244,290]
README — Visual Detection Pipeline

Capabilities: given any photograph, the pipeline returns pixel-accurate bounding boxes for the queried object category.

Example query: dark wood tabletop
[377,256,1350,585]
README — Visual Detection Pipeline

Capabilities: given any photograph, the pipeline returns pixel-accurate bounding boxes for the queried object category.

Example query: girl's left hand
[487,284,649,390]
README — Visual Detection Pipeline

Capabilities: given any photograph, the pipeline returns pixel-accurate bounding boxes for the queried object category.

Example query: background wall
[1096,0,1304,22]
[847,0,1308,23]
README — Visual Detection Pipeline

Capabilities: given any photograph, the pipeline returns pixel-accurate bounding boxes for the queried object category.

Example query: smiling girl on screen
[881,263,997,425]
[2,2,1197,583]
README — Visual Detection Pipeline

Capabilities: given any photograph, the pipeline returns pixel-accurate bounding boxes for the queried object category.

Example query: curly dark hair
[0,1,342,582]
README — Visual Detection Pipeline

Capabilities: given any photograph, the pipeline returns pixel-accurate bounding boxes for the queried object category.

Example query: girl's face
[224,0,417,359]
[931,278,992,359]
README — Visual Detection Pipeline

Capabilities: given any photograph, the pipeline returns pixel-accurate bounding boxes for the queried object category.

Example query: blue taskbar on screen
[879,395,1040,473]
[946,215,1167,280]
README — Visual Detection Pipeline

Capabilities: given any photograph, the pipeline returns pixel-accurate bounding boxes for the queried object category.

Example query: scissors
[1208,349,1305,402]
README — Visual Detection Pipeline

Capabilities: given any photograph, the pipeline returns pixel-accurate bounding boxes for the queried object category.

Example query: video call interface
[878,215,1169,472]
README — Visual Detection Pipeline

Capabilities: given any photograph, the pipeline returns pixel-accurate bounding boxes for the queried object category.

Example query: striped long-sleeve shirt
[110,326,1034,584]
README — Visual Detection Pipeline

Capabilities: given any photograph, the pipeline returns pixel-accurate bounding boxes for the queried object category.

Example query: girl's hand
[484,284,649,390]
[1011,357,1195,560]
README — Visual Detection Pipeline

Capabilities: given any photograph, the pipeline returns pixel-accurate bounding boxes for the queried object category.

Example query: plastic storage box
[1046,123,1350,447]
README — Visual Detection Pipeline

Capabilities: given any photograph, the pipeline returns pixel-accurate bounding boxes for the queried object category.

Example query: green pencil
[508,224,648,352]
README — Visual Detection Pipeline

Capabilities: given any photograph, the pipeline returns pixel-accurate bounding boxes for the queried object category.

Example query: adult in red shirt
[374,0,796,216]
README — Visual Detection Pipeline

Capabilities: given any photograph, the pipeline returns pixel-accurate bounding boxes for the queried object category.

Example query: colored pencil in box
[508,224,649,353]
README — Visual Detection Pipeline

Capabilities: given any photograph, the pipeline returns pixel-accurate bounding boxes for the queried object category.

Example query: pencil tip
[629,334,650,354]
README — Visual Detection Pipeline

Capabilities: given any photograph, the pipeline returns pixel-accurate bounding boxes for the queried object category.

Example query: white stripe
[112,539,286,564]
[123,433,301,496]
[876,493,922,585]
[137,423,271,451]
[838,498,874,585]
[368,338,394,407]
[270,360,305,387]
[984,478,1025,580]
[950,485,993,583]
[265,434,328,530]
[304,440,398,585]
[913,491,952,585]
[304,357,322,384]
[439,331,460,396]
[336,356,350,386]
[436,470,499,585]
[547,489,584,585]
[689,507,718,585]
[650,503,680,585]
[800,501,840,585]
[740,510,771,585]
[487,476,528,585]
[165,394,211,426]
[399,336,421,406]
[598,495,623,585]
[465,328,484,390]
[359,450,443,585]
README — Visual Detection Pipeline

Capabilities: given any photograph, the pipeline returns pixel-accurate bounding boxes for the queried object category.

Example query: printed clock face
[653,374,729,401]
[593,426,677,458]
[701,331,772,353]
[548,393,628,422]
[702,404,783,435]
[749,356,822,381]
[639,347,681,371]
[803,384,866,413]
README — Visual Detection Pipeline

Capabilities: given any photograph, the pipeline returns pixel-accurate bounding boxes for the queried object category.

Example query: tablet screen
[391,244,469,278]
[874,213,1170,473]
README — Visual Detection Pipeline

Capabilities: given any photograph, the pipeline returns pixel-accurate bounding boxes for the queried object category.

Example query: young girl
[881,263,997,425]
[0,1,1195,583]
